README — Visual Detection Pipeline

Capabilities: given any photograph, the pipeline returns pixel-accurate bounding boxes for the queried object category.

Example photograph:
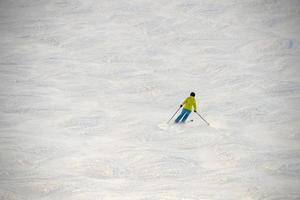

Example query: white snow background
[0,0,300,199]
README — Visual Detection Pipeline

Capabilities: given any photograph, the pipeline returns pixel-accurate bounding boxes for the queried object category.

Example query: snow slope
[0,0,300,199]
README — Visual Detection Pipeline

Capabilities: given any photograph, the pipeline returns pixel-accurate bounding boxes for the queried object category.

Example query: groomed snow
[0,0,300,199]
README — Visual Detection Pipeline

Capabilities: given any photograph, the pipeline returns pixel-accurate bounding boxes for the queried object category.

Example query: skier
[175,92,197,123]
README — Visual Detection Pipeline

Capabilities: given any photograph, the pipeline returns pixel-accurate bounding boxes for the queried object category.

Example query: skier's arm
[193,101,197,112]
[180,98,188,107]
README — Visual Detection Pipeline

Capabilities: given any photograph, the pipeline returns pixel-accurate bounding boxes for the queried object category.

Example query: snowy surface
[1,0,300,199]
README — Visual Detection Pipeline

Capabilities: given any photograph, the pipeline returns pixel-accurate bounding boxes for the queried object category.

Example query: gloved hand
[194,110,197,113]
[180,105,183,107]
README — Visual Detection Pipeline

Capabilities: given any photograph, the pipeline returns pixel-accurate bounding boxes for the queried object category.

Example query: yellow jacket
[182,96,197,111]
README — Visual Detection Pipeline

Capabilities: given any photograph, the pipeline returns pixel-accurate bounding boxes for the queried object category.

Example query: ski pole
[195,112,210,126]
[167,107,181,123]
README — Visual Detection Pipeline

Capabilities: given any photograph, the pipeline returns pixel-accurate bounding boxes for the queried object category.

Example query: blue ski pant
[175,108,191,123]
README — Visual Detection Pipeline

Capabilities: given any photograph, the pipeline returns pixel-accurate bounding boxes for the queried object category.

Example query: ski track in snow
[0,0,300,199]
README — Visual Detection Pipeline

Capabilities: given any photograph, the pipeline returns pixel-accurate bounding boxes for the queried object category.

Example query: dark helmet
[190,92,195,97]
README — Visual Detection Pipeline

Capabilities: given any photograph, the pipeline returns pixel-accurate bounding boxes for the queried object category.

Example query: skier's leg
[175,109,187,123]
[175,111,184,123]
[181,110,191,123]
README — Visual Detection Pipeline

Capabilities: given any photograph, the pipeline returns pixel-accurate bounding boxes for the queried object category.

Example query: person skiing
[175,92,197,123]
